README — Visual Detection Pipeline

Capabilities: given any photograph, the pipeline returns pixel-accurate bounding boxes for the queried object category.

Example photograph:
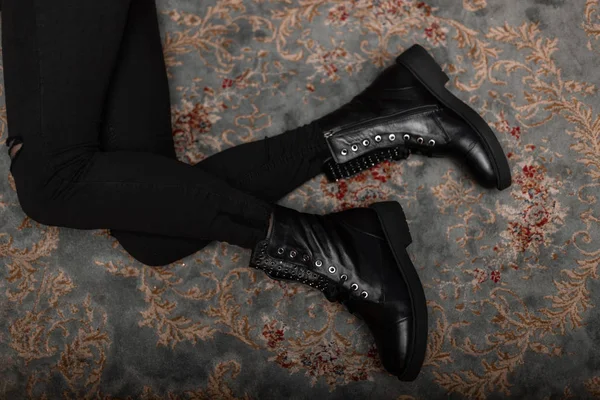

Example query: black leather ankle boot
[249,202,428,381]
[318,44,511,190]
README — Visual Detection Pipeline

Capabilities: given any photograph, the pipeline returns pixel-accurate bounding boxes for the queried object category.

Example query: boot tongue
[266,206,320,262]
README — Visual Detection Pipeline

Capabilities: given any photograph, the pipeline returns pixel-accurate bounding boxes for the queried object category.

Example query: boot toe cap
[374,317,418,381]
[464,142,497,189]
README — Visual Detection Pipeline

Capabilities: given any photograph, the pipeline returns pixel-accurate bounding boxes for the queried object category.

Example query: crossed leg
[2,0,329,266]
[102,0,330,265]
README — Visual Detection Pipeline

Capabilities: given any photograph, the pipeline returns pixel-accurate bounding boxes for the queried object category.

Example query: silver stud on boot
[374,135,382,142]
[403,134,410,141]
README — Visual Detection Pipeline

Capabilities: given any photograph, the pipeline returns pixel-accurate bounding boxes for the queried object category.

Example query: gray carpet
[1,0,600,398]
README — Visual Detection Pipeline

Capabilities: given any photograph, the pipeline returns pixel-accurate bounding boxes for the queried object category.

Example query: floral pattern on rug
[1,0,600,398]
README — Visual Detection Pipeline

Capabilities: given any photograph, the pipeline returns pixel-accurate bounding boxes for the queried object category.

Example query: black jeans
[2,0,330,266]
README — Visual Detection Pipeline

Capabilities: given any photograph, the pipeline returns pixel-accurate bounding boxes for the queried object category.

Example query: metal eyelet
[350,283,359,291]
[362,139,370,147]
[374,135,382,142]
[351,144,359,152]
[361,291,368,298]
[403,134,410,141]
[277,247,284,255]
[389,134,396,141]
[341,149,348,156]
[428,139,436,146]
[289,250,297,258]
[417,137,424,144]
[328,266,336,274]
[302,254,310,262]
[315,260,323,267]
[340,274,348,281]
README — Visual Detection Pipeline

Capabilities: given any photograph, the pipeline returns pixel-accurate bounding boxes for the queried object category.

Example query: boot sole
[396,45,512,190]
[370,201,428,381]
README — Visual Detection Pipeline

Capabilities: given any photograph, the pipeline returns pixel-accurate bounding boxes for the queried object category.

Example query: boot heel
[369,201,412,247]
[324,147,409,182]
[396,44,449,88]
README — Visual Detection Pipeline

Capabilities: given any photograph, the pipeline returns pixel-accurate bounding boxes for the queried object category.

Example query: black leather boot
[318,45,511,190]
[249,201,428,381]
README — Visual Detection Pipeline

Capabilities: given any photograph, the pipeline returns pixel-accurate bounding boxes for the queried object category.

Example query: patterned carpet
[2,0,600,398]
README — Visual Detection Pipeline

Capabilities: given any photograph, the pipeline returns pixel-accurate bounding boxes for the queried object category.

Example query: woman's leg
[98,0,176,160]
[98,0,328,194]
[113,124,329,265]
[96,0,207,264]
[3,0,279,249]
[90,0,329,265]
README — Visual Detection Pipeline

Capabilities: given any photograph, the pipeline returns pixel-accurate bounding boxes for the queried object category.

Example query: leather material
[434,108,497,187]
[318,63,500,186]
[326,106,441,164]
[249,205,415,376]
